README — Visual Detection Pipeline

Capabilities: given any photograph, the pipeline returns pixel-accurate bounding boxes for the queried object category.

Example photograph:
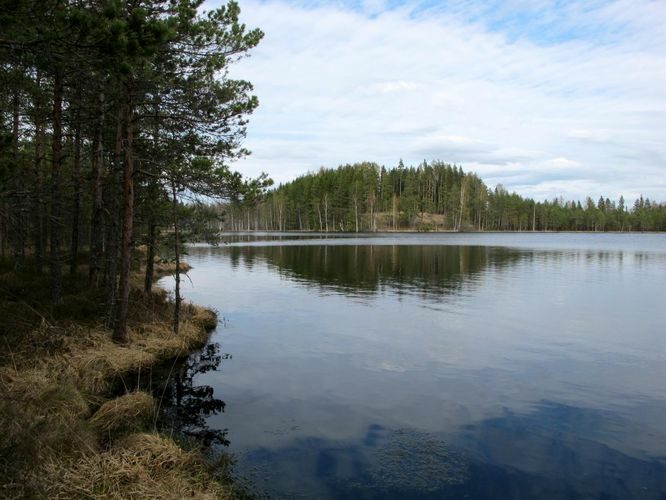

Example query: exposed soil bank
[0,265,234,499]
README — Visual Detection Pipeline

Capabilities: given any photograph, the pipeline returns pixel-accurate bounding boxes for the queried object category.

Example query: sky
[206,0,666,202]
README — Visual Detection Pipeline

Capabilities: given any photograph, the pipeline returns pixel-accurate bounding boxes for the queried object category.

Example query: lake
[158,232,666,499]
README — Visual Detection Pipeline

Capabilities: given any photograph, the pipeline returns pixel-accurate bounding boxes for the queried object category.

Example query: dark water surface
[159,233,666,499]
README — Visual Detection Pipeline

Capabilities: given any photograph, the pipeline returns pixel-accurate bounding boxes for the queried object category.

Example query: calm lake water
[158,233,666,499]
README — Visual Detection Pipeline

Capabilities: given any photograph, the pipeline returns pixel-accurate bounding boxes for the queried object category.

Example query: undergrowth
[0,259,230,499]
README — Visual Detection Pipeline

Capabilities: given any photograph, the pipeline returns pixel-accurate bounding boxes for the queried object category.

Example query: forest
[223,161,666,232]
[0,0,269,341]
[0,1,267,496]
[1,0,665,497]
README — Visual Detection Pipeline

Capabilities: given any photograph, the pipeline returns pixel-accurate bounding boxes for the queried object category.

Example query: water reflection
[452,401,666,499]
[225,245,526,301]
[219,231,353,245]
[237,402,666,499]
[239,426,471,499]
[269,245,494,294]
[162,235,666,499]
[212,244,650,303]
[147,343,229,448]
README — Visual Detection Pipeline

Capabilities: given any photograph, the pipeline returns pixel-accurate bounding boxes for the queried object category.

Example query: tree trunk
[89,94,105,283]
[324,194,329,232]
[0,210,3,261]
[12,90,26,270]
[171,182,181,335]
[457,181,465,231]
[69,115,82,275]
[105,106,123,326]
[278,202,283,231]
[113,100,134,344]
[144,99,160,294]
[144,220,156,294]
[369,196,375,232]
[354,196,359,233]
[50,71,64,305]
[33,100,44,269]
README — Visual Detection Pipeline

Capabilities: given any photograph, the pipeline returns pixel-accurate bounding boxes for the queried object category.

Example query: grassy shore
[153,260,192,275]
[0,260,234,499]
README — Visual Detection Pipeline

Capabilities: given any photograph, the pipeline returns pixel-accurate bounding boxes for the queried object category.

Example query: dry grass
[56,320,208,394]
[90,391,155,437]
[5,296,217,394]
[0,271,228,499]
[189,303,219,332]
[45,433,232,499]
[152,260,192,276]
[0,367,97,498]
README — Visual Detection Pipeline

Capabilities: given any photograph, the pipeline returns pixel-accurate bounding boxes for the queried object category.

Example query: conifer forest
[0,0,268,342]
[223,161,666,232]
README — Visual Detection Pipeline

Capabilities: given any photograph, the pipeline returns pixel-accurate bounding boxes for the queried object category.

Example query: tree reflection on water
[151,343,229,448]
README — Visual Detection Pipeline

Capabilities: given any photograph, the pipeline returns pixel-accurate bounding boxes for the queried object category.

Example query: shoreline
[217,229,666,235]
[0,262,234,498]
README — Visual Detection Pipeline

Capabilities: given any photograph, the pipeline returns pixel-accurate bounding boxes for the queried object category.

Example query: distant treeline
[222,161,666,232]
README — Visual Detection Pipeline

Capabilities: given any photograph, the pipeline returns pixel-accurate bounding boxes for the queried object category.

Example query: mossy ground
[0,258,233,499]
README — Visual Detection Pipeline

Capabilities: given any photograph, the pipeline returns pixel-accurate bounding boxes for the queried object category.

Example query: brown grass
[0,366,97,497]
[90,391,155,437]
[44,433,232,499]
[0,271,228,498]
[4,294,217,394]
[152,260,192,276]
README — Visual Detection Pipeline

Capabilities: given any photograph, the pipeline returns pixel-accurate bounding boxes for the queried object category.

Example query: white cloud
[208,0,666,201]
[360,0,388,16]
[364,80,423,94]
[566,129,610,142]
[547,158,579,168]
